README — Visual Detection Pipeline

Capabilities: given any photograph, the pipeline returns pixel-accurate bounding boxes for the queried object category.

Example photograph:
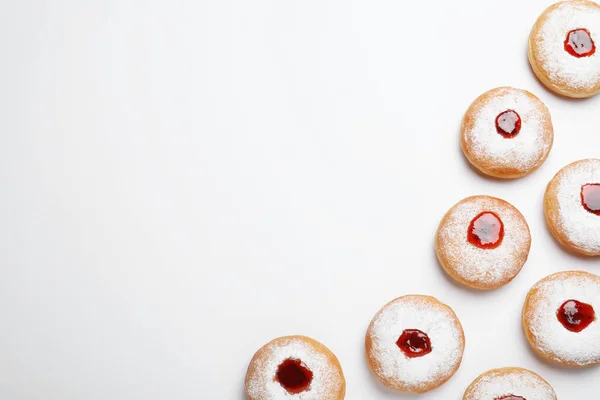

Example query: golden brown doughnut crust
[544,158,600,256]
[365,295,465,393]
[461,87,554,179]
[463,367,557,400]
[245,335,346,400]
[436,196,531,290]
[528,0,600,98]
[522,270,600,367]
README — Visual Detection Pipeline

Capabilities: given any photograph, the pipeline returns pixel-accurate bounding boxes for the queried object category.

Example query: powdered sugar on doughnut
[464,368,556,400]
[437,196,531,288]
[367,295,464,388]
[551,159,600,254]
[535,0,600,89]
[525,271,600,366]
[463,87,552,173]
[246,337,344,400]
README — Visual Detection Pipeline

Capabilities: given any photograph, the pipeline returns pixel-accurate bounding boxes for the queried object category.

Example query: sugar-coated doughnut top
[525,271,600,366]
[367,295,463,389]
[533,0,600,89]
[464,368,556,400]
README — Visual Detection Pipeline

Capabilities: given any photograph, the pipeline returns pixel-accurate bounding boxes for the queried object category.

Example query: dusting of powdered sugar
[367,295,464,387]
[552,159,600,253]
[536,0,600,89]
[464,87,552,173]
[525,271,600,366]
[464,368,556,400]
[246,337,344,400]
[437,196,531,288]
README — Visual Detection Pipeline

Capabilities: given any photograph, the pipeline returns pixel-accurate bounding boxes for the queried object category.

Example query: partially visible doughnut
[463,367,557,400]
[523,271,600,367]
[245,335,346,400]
[545,158,600,256]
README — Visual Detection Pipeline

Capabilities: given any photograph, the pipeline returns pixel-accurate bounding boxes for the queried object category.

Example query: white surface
[1,0,599,399]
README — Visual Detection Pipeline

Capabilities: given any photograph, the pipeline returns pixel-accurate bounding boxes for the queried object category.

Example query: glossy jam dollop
[467,212,504,249]
[564,28,596,58]
[495,396,526,400]
[581,184,600,215]
[495,110,522,138]
[396,329,432,358]
[557,300,596,333]
[275,358,313,394]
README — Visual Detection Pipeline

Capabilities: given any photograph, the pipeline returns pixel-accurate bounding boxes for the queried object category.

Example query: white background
[1,0,599,399]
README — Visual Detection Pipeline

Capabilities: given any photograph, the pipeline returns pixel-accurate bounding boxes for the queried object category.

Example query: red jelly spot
[495,110,522,138]
[557,300,596,332]
[275,358,313,394]
[396,329,432,358]
[467,212,504,249]
[565,28,596,58]
[495,396,526,400]
[581,184,600,215]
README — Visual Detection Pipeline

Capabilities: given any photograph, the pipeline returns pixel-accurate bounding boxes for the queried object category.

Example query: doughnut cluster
[244,1,600,398]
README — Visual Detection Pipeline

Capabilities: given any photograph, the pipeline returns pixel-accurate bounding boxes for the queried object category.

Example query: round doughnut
[545,158,600,256]
[365,295,465,393]
[435,195,531,290]
[461,87,553,179]
[529,0,600,98]
[522,270,600,367]
[245,335,346,400]
[463,367,557,400]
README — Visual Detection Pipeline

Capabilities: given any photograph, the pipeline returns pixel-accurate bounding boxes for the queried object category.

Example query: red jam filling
[495,110,522,138]
[275,358,313,394]
[467,212,504,249]
[581,184,600,215]
[557,300,596,332]
[396,329,432,358]
[495,396,526,400]
[564,28,596,58]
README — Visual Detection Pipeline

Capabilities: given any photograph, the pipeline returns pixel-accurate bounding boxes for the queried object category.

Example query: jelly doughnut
[436,195,531,290]
[523,270,600,367]
[529,0,600,98]
[461,87,553,179]
[463,367,557,400]
[245,335,346,400]
[365,295,465,393]
[545,159,600,256]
